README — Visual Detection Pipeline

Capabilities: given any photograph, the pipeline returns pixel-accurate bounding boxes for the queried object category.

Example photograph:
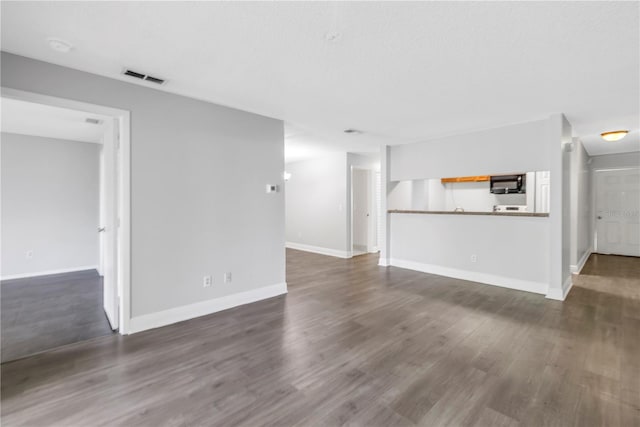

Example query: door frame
[349,166,377,256]
[1,87,133,334]
[592,166,640,255]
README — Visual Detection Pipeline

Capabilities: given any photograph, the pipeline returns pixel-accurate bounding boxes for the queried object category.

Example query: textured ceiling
[1,2,638,160]
[1,97,107,144]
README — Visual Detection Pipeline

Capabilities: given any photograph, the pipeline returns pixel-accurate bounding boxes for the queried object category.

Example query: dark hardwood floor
[1,270,114,363]
[1,250,638,426]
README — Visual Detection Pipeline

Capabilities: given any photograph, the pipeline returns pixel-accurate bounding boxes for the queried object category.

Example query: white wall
[348,152,380,171]
[390,119,550,181]
[1,133,99,278]
[387,179,434,211]
[1,52,285,320]
[590,152,640,170]
[391,214,550,294]
[285,152,380,257]
[542,114,573,300]
[285,153,349,256]
[569,139,592,272]
[388,180,414,210]
[383,117,570,298]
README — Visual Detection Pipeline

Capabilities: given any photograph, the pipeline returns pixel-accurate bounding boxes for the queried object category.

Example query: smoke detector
[46,37,73,53]
[325,31,342,42]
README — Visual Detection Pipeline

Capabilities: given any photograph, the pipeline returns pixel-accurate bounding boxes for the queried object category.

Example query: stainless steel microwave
[490,174,526,194]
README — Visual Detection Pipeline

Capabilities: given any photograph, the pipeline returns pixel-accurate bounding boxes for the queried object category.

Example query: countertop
[388,209,549,217]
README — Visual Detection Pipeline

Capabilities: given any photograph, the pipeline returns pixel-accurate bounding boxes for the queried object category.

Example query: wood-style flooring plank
[1,251,639,426]
[1,269,114,363]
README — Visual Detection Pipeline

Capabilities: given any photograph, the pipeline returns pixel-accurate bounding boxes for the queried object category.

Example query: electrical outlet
[26,250,34,259]
[470,254,477,263]
[224,272,232,283]
[203,276,212,287]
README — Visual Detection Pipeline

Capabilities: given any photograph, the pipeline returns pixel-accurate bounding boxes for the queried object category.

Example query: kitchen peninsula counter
[388,209,549,218]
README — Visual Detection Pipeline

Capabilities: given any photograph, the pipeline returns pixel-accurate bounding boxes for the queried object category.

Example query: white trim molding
[1,266,99,281]
[127,282,287,334]
[389,258,547,295]
[286,242,351,259]
[570,248,593,274]
[546,276,573,301]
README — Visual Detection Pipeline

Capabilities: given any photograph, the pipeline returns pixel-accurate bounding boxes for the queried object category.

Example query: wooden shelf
[440,175,490,183]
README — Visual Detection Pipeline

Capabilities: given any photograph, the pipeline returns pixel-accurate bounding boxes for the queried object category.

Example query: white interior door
[352,169,370,253]
[100,118,119,330]
[375,171,382,251]
[98,145,106,276]
[595,168,640,257]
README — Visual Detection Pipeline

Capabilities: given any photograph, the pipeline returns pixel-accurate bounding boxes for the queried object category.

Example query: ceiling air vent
[124,69,145,79]
[144,75,165,85]
[122,68,166,85]
[344,128,363,135]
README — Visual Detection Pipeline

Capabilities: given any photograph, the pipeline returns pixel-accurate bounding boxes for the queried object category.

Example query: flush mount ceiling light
[600,130,628,142]
[46,37,73,53]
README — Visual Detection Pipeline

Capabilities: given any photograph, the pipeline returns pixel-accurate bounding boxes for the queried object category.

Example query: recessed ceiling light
[47,37,73,53]
[600,130,628,142]
[344,129,362,134]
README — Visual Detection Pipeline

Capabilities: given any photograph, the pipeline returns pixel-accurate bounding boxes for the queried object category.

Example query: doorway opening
[1,88,131,362]
[593,167,640,257]
[350,167,379,257]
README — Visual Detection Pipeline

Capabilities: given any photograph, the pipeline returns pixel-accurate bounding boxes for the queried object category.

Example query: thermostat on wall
[266,184,279,193]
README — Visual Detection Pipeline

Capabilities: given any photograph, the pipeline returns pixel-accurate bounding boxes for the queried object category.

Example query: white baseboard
[378,258,390,267]
[546,276,573,301]
[570,248,592,274]
[127,282,287,334]
[286,242,351,259]
[1,265,99,281]
[353,244,368,253]
[563,276,574,298]
[389,258,547,295]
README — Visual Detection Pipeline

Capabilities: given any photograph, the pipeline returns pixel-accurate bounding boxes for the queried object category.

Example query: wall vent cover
[85,118,102,125]
[122,68,166,85]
